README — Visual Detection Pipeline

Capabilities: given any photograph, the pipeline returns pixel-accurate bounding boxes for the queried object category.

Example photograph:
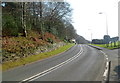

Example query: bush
[63,39,68,43]
[2,14,19,36]
[47,38,53,44]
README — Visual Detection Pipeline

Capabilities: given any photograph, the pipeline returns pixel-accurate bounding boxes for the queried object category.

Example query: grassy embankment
[91,41,120,49]
[2,43,75,71]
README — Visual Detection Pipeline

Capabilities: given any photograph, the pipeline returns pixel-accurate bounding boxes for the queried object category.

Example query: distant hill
[75,36,88,44]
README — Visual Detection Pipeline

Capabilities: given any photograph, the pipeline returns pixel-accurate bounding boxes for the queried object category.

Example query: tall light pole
[99,12,109,47]
[88,29,92,43]
[99,12,108,35]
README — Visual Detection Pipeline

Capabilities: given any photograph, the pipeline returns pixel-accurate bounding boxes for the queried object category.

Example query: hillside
[1,2,89,70]
[2,31,63,62]
[76,36,88,44]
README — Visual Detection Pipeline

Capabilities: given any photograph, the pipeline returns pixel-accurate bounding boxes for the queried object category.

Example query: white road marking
[20,45,83,82]
[106,58,108,61]
[100,50,109,81]
[86,45,110,81]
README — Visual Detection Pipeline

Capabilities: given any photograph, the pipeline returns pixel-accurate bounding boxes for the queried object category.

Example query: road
[101,48,119,81]
[2,44,106,82]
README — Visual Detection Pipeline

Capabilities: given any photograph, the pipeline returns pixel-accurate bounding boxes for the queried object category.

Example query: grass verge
[91,43,120,49]
[2,43,75,71]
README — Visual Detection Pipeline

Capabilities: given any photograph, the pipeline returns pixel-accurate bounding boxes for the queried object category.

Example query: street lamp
[99,12,108,35]
[99,12,109,47]
[88,29,92,43]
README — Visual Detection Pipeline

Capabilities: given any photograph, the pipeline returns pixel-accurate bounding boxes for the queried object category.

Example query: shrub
[2,14,19,36]
[47,38,53,44]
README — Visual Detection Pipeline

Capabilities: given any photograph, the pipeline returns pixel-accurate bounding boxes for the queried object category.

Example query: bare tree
[22,2,27,37]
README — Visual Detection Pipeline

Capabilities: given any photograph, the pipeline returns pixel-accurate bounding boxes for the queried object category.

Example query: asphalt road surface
[2,44,106,82]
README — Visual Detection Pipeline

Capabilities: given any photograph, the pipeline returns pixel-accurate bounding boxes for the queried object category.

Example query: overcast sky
[66,0,119,41]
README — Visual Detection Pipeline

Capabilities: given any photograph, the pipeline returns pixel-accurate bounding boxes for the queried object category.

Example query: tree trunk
[114,41,116,47]
[22,2,27,37]
[39,2,44,40]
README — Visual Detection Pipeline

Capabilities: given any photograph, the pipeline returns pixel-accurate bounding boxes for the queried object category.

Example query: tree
[2,2,20,36]
[103,35,110,47]
[22,2,27,37]
[2,2,78,42]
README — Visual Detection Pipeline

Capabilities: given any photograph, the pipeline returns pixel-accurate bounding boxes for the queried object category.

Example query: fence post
[106,61,111,83]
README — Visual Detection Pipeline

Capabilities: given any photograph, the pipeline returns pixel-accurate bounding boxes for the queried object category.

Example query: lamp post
[99,12,108,35]
[88,29,92,44]
[99,12,109,47]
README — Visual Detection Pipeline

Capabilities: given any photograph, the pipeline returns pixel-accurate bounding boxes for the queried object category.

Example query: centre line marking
[20,45,83,83]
